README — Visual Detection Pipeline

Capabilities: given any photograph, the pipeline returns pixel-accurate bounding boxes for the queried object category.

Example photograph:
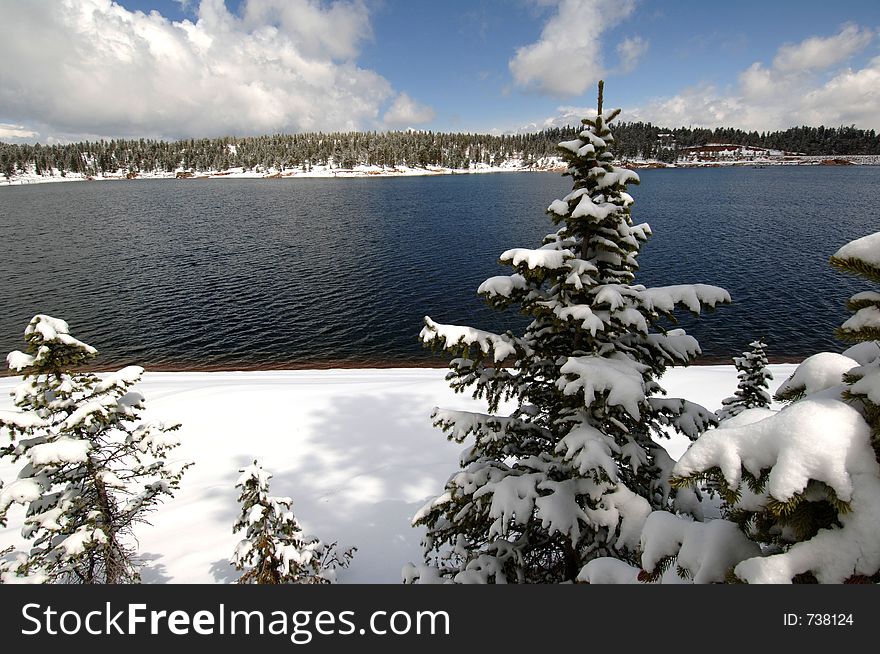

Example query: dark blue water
[0,167,876,369]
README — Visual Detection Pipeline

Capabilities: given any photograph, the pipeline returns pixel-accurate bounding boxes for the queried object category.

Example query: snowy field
[0,365,796,584]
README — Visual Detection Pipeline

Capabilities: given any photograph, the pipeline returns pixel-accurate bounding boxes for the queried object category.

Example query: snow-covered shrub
[717,339,772,420]
[628,231,880,584]
[408,82,729,584]
[0,314,188,583]
[232,461,354,584]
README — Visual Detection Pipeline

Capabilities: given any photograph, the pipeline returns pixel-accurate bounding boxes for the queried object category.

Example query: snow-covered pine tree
[625,232,880,584]
[716,339,772,420]
[232,461,354,584]
[832,232,880,450]
[0,314,188,584]
[407,82,730,584]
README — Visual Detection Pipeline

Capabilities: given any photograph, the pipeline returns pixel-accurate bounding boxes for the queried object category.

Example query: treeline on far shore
[2,122,879,178]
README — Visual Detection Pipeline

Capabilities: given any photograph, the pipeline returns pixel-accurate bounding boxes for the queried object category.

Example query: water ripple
[0,169,877,369]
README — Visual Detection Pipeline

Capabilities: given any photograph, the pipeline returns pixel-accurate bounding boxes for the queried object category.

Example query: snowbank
[0,159,566,186]
[0,365,796,583]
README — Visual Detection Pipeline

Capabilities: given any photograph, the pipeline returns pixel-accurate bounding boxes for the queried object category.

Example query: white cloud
[0,0,431,141]
[616,36,649,74]
[383,93,436,128]
[623,24,880,130]
[773,23,873,72]
[508,0,638,97]
[239,0,372,61]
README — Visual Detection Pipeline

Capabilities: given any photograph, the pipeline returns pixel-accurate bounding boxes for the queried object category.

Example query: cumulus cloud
[773,23,873,72]
[623,24,879,130]
[239,0,371,60]
[0,0,431,141]
[508,0,639,97]
[383,93,436,128]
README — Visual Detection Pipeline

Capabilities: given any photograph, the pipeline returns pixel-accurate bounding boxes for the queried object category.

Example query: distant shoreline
[3,155,879,186]
[0,356,809,378]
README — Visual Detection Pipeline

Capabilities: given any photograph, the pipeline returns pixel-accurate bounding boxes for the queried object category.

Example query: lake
[0,167,876,369]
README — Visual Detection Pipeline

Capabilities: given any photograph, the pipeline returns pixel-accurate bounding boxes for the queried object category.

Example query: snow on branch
[774,352,857,401]
[639,284,731,314]
[24,315,97,355]
[420,316,517,363]
[557,356,647,419]
[640,330,703,364]
[577,558,641,584]
[553,304,605,336]
[648,397,717,440]
[674,397,865,505]
[6,351,36,372]
[831,232,880,270]
[638,512,761,583]
[431,408,548,445]
[477,274,527,299]
[555,422,620,481]
[500,247,572,270]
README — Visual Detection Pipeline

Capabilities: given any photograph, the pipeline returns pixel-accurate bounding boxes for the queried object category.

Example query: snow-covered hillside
[0,365,796,583]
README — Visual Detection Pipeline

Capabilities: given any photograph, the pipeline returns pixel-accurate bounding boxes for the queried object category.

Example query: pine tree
[232,461,354,584]
[716,339,773,420]
[833,232,880,449]
[0,314,188,583]
[407,82,729,584]
[629,233,880,584]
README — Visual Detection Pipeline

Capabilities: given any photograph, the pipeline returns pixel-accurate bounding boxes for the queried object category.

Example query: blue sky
[2,0,880,142]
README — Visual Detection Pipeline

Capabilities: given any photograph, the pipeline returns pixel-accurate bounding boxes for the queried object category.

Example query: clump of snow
[95,366,145,392]
[556,423,619,481]
[478,274,527,298]
[832,232,880,268]
[571,195,620,220]
[774,352,857,399]
[0,479,43,513]
[716,407,777,429]
[848,359,880,405]
[5,352,35,372]
[675,396,864,503]
[420,317,518,363]
[401,562,450,585]
[577,558,641,584]
[639,512,761,583]
[640,284,731,313]
[841,306,880,332]
[547,199,569,216]
[842,341,880,365]
[500,247,572,270]
[558,356,647,419]
[24,315,97,355]
[28,438,91,466]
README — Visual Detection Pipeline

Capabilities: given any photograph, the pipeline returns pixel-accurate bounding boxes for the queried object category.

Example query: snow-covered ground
[0,159,566,186]
[4,153,878,186]
[0,365,796,583]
